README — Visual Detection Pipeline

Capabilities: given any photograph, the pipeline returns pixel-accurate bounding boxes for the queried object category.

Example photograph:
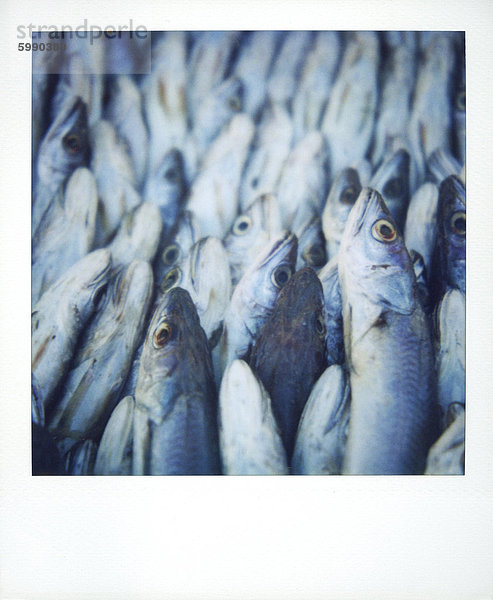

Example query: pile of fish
[31,31,466,476]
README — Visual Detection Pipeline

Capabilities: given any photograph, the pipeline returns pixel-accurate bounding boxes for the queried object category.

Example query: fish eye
[340,185,359,205]
[153,322,173,348]
[383,177,404,199]
[451,211,466,236]
[271,264,292,289]
[160,267,181,292]
[63,133,81,155]
[372,219,397,243]
[161,244,180,266]
[164,167,179,183]
[232,215,252,235]
[456,90,466,111]
[315,315,326,338]
[303,244,326,268]
[228,95,242,111]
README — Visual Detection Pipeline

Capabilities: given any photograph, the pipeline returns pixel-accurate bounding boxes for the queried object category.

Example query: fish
[32,249,112,414]
[47,260,153,454]
[276,131,329,234]
[239,101,293,212]
[267,31,314,109]
[369,148,411,233]
[232,31,281,120]
[292,365,350,475]
[425,409,465,475]
[223,193,283,286]
[295,216,327,271]
[143,148,187,235]
[159,236,231,345]
[132,288,221,475]
[317,258,345,366]
[33,96,90,236]
[107,202,163,269]
[338,188,439,474]
[106,75,149,188]
[184,76,244,179]
[218,232,298,377]
[187,113,255,239]
[142,32,188,175]
[94,396,135,475]
[219,360,288,475]
[431,175,466,300]
[292,31,341,141]
[321,31,379,176]
[321,167,362,260]
[90,120,141,245]
[435,289,465,428]
[404,182,439,276]
[32,167,98,305]
[249,267,327,459]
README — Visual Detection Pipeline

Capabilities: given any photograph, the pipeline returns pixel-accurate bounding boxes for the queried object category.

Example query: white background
[1,1,492,598]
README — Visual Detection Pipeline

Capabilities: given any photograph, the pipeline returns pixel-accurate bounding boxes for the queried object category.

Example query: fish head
[437,175,466,290]
[370,149,410,227]
[297,216,327,269]
[146,149,187,220]
[38,97,90,182]
[339,187,416,316]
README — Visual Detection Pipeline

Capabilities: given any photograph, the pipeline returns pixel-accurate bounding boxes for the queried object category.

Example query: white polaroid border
[1,1,492,598]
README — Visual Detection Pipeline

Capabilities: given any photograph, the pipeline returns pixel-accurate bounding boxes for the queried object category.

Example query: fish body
[133,288,221,475]
[249,267,327,459]
[292,365,350,475]
[32,249,112,413]
[219,360,288,475]
[338,188,438,474]
[404,182,439,275]
[94,396,135,475]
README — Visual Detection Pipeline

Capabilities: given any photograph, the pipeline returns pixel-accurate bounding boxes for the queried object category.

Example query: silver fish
[106,75,149,188]
[32,167,98,305]
[321,167,362,260]
[133,288,221,475]
[435,289,465,428]
[233,31,281,120]
[295,216,327,271]
[219,360,288,475]
[33,96,90,236]
[90,120,141,245]
[239,101,293,212]
[223,193,283,286]
[32,249,112,413]
[218,232,298,378]
[321,31,379,176]
[317,258,345,366]
[425,410,464,475]
[292,365,350,475]
[338,188,438,474]
[48,260,153,454]
[159,236,232,343]
[404,182,439,276]
[94,396,135,475]
[187,113,255,239]
[292,31,341,141]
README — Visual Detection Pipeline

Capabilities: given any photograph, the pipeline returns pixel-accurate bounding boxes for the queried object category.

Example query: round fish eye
[164,167,179,183]
[153,322,173,348]
[63,133,81,154]
[456,90,466,111]
[232,215,252,236]
[451,211,466,236]
[303,244,326,268]
[340,185,359,205]
[383,177,404,199]
[315,315,326,338]
[161,244,180,266]
[228,95,242,111]
[372,219,397,243]
[160,267,181,292]
[271,264,292,289]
